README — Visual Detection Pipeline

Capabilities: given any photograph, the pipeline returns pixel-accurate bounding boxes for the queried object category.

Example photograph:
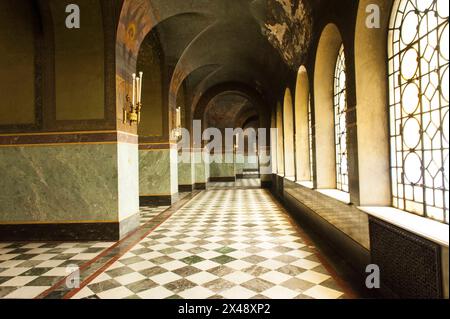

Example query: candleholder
[123,95,142,125]
[123,71,143,126]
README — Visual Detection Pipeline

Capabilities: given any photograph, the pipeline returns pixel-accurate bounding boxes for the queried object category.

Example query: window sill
[296,181,314,189]
[317,189,351,204]
[359,206,449,247]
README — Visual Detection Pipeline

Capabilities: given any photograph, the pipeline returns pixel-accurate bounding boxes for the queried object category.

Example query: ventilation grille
[369,217,443,299]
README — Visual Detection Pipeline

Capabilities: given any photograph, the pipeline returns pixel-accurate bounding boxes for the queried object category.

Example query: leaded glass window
[334,45,349,192]
[388,0,449,223]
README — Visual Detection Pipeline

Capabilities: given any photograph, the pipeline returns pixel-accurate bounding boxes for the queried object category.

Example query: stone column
[139,142,179,205]
[259,146,272,188]
[235,152,245,179]
[178,149,195,192]
[209,151,236,182]
[193,148,209,189]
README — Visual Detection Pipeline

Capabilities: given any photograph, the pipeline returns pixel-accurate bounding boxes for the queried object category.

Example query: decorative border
[0,131,138,147]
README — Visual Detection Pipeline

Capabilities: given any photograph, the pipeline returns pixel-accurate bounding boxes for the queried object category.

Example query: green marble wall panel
[178,151,194,186]
[139,149,178,196]
[209,154,235,178]
[259,147,272,180]
[244,155,259,170]
[169,148,179,194]
[0,144,119,223]
[193,150,209,184]
[235,154,245,176]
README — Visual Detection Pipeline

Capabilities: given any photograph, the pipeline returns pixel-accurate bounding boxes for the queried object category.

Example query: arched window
[388,0,449,223]
[334,45,349,192]
[308,94,314,181]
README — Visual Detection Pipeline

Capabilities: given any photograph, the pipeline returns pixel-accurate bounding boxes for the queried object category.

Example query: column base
[209,177,236,182]
[178,185,194,192]
[140,193,179,206]
[194,183,207,190]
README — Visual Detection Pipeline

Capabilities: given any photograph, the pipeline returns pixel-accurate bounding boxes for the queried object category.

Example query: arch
[355,0,393,205]
[193,82,268,130]
[295,66,312,182]
[283,88,295,178]
[314,23,343,189]
[276,102,285,175]
[271,110,278,175]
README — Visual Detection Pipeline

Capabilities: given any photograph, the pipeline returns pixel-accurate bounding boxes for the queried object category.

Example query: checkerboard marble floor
[70,188,352,299]
[140,206,170,225]
[0,206,168,299]
[208,178,261,190]
[0,241,114,299]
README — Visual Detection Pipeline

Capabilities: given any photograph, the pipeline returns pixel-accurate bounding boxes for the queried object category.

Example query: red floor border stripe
[36,191,201,299]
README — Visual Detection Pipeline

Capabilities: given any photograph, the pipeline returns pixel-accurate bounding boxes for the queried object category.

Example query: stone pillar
[0,131,140,241]
[193,148,209,189]
[209,152,236,182]
[178,149,195,192]
[139,142,179,205]
[259,146,272,188]
[235,152,245,179]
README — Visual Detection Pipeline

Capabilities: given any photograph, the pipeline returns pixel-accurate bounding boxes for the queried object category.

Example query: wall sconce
[124,72,143,125]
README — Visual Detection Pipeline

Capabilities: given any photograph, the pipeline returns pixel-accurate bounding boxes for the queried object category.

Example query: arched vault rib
[193,82,269,130]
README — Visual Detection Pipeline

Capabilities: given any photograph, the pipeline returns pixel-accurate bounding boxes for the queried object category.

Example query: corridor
[0,182,351,299]
[1,0,448,301]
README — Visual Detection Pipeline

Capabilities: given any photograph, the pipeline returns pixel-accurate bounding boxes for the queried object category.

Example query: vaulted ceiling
[134,0,318,128]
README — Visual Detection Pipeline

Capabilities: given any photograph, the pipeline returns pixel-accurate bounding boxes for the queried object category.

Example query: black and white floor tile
[71,188,349,299]
[208,179,261,190]
[140,206,170,225]
[0,242,113,299]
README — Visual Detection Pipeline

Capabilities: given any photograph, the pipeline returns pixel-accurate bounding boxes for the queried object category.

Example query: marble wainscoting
[209,153,236,182]
[178,150,195,192]
[259,146,272,188]
[193,149,209,190]
[0,132,140,241]
[139,146,179,205]
[234,153,245,178]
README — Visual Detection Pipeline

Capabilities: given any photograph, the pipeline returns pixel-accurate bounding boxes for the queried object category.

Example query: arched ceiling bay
[204,92,258,130]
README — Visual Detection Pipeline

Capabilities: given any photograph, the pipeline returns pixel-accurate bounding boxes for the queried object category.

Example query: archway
[283,88,295,179]
[314,23,343,189]
[276,102,285,175]
[295,66,313,183]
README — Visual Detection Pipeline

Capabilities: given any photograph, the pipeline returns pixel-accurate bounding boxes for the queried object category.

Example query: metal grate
[369,217,443,299]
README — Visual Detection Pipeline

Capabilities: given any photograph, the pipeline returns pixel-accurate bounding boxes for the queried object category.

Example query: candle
[139,72,143,104]
[132,73,136,105]
[136,77,141,104]
[176,107,181,127]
